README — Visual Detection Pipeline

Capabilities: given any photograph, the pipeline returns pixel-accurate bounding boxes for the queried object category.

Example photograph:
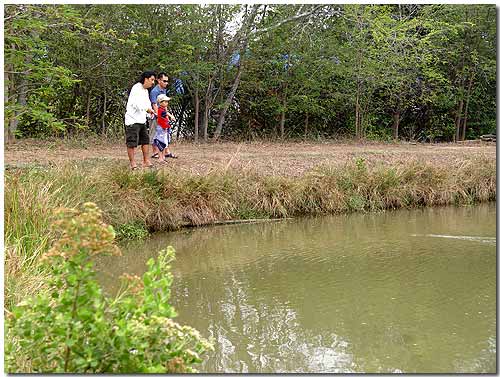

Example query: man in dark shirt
[148,72,169,148]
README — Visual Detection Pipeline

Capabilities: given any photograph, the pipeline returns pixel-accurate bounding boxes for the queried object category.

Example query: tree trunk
[279,53,290,140]
[15,73,29,137]
[392,110,400,140]
[7,43,30,143]
[176,98,188,140]
[5,66,14,143]
[194,87,199,143]
[354,11,364,141]
[455,97,464,142]
[14,31,36,140]
[4,70,9,111]
[279,86,288,139]
[7,64,18,143]
[247,119,252,140]
[212,62,243,141]
[85,90,92,129]
[101,90,107,135]
[8,113,18,144]
[454,38,467,142]
[203,101,209,142]
[355,82,361,140]
[279,108,286,139]
[461,75,474,141]
[202,77,215,142]
[9,80,28,143]
[304,112,309,138]
[212,6,258,141]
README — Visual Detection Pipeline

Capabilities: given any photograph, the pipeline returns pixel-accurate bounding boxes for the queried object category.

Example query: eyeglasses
[162,80,168,83]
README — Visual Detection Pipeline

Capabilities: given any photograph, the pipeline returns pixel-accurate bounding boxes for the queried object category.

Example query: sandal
[165,153,178,159]
[131,166,139,171]
[151,153,159,159]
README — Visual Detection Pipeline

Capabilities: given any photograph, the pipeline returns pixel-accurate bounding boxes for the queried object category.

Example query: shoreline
[4,143,496,309]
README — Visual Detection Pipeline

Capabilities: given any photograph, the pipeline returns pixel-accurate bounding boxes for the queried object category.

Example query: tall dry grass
[5,156,496,308]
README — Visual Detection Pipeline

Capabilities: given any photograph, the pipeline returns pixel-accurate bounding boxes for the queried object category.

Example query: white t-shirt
[125,82,151,126]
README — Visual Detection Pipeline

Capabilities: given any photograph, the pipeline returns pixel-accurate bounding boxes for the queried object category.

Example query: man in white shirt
[125,71,156,170]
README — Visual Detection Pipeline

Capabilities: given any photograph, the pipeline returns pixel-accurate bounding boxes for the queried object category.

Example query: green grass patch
[115,220,149,241]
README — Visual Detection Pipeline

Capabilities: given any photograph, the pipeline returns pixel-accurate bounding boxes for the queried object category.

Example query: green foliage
[5,202,213,373]
[4,4,496,141]
[115,220,149,241]
[5,5,83,139]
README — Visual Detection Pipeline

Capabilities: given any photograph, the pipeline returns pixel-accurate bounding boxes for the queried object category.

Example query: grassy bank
[5,156,496,308]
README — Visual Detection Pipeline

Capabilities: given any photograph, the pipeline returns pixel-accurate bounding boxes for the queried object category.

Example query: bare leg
[165,134,176,158]
[165,129,172,157]
[141,144,151,167]
[160,130,169,161]
[151,144,160,157]
[127,147,137,169]
[158,148,166,162]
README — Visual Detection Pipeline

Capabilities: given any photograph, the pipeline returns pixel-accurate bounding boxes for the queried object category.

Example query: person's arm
[167,111,176,121]
[150,89,160,114]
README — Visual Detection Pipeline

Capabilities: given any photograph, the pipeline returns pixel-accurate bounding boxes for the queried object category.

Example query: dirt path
[4,139,496,177]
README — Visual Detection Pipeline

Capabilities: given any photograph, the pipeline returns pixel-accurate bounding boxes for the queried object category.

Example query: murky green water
[96,203,496,373]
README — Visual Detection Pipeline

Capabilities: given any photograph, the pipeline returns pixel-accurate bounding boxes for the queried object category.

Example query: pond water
[96,203,496,373]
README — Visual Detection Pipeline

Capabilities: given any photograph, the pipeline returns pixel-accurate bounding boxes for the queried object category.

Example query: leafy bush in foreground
[5,202,213,373]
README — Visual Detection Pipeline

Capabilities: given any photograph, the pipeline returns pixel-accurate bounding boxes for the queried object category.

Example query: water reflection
[412,234,496,244]
[96,203,496,373]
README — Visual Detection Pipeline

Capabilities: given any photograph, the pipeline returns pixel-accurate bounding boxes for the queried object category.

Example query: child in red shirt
[152,94,176,162]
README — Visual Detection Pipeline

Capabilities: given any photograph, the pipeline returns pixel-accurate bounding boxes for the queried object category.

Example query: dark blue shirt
[149,85,167,106]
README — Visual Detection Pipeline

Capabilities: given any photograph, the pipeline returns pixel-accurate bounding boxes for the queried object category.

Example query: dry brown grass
[4,245,50,311]
[5,138,496,177]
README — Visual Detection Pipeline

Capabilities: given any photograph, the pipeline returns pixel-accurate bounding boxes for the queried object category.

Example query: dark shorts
[125,122,150,148]
[153,138,167,152]
[149,118,157,143]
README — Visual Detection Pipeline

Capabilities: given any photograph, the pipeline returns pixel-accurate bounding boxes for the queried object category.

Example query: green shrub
[5,203,213,373]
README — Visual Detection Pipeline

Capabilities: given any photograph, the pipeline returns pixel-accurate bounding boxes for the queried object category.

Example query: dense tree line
[4,4,496,143]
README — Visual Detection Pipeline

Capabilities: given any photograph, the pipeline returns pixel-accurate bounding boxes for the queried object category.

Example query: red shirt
[157,107,170,129]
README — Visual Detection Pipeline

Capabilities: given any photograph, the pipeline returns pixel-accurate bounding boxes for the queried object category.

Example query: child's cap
[157,94,171,103]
